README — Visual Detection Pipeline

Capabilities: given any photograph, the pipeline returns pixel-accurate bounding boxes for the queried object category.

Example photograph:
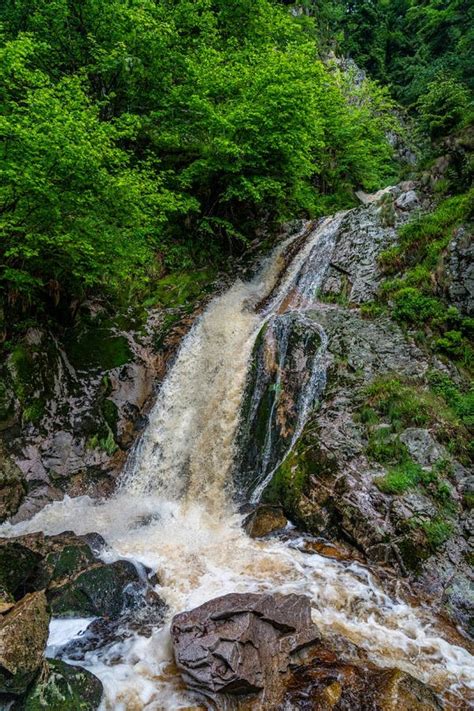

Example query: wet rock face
[171,593,320,702]
[235,311,324,499]
[172,593,444,710]
[0,308,175,523]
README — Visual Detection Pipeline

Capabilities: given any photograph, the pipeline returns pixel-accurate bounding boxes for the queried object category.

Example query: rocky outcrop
[171,593,444,710]
[441,227,474,315]
[239,185,473,638]
[0,531,165,622]
[0,292,208,522]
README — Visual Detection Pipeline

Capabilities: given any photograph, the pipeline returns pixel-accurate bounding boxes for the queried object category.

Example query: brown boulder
[0,591,50,694]
[244,505,288,538]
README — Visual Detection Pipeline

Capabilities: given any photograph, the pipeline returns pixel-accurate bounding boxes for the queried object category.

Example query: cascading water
[1,215,473,710]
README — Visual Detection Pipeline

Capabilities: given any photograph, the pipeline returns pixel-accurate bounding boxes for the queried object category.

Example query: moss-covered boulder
[48,559,142,619]
[18,660,103,711]
[0,592,50,695]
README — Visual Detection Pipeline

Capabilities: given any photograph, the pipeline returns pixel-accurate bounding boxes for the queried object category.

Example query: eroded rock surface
[171,593,445,710]
[171,593,320,702]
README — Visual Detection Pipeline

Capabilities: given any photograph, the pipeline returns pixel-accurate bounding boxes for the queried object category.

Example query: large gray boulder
[171,593,319,700]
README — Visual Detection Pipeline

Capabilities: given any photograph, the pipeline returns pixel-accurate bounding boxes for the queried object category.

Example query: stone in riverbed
[171,593,320,700]
[48,559,144,619]
[0,591,50,695]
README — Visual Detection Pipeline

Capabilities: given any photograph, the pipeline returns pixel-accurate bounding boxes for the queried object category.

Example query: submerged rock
[0,591,50,695]
[19,659,103,711]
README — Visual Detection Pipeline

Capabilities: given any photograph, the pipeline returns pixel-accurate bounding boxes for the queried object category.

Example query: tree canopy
[1,0,395,318]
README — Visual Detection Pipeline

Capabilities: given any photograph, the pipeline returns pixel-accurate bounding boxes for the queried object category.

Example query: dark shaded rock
[0,532,162,625]
[0,539,41,601]
[171,593,320,701]
[244,505,288,538]
[0,445,26,523]
[18,659,103,710]
[0,592,50,695]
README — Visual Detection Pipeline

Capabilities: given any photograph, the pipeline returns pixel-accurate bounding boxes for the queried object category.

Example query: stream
[2,217,473,709]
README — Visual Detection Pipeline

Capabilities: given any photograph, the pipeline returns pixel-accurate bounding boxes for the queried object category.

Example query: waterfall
[1,213,473,710]
[121,214,343,511]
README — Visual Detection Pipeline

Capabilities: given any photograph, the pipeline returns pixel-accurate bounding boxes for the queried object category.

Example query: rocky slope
[238,183,473,638]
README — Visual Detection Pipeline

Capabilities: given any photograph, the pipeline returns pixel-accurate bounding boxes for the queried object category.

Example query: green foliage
[0,0,396,324]
[418,76,473,140]
[392,288,445,324]
[378,190,474,369]
[143,269,216,309]
[375,459,424,495]
[318,0,474,138]
[428,370,474,429]
[421,518,453,549]
[365,378,431,430]
[366,427,409,464]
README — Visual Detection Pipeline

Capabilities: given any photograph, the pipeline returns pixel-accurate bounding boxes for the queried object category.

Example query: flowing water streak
[121,214,343,507]
[1,214,474,709]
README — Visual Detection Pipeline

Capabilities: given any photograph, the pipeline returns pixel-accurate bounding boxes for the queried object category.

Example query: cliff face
[238,182,473,637]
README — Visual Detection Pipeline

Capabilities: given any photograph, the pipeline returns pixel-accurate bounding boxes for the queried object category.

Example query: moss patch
[65,328,131,372]
[144,268,216,309]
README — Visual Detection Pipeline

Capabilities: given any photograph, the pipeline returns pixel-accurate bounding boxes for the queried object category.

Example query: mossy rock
[32,543,96,591]
[0,376,17,430]
[0,540,41,599]
[235,313,323,499]
[262,434,336,535]
[18,660,103,711]
[6,335,59,427]
[48,560,140,619]
[0,592,50,695]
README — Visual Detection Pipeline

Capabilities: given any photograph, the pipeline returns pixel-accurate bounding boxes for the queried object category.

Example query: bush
[392,288,445,324]
[418,76,472,140]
